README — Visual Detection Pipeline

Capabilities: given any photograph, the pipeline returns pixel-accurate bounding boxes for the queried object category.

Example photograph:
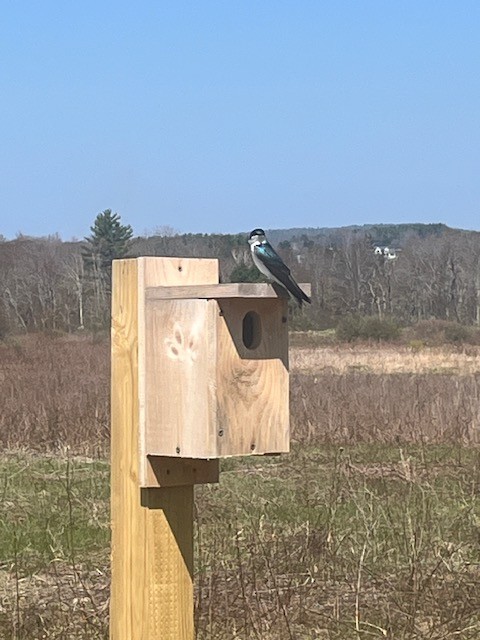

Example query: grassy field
[0,335,479,639]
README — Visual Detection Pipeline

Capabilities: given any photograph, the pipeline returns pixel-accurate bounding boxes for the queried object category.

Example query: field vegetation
[0,333,479,639]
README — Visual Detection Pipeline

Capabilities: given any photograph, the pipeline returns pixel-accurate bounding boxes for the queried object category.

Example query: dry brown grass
[0,334,109,454]
[291,343,480,374]
[1,335,479,453]
[291,371,480,445]
[0,564,109,639]
[290,342,480,446]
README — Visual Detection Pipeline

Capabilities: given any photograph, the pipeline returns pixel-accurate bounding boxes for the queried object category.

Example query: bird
[248,228,311,306]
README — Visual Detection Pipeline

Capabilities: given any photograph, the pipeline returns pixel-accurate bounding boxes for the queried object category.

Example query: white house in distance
[374,246,398,260]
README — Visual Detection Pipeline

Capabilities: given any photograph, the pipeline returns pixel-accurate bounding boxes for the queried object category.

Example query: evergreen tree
[83,209,133,272]
[229,262,264,283]
[82,209,133,327]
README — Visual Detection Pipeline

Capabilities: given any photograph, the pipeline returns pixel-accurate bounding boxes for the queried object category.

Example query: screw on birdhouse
[176,446,181,454]
[250,443,256,451]
[218,429,224,437]
[178,265,183,272]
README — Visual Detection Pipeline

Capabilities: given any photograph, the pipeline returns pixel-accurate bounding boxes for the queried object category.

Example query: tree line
[1,211,480,336]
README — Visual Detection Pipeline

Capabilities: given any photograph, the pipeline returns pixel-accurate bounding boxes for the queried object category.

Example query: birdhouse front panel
[215,297,289,457]
[144,297,218,459]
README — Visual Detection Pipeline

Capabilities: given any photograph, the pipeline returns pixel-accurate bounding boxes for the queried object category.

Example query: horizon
[1,219,474,244]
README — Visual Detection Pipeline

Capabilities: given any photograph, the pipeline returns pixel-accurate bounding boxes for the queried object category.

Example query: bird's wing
[255,242,291,278]
[255,243,310,305]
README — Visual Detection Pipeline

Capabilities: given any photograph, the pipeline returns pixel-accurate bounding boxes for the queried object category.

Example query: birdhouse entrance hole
[242,310,262,349]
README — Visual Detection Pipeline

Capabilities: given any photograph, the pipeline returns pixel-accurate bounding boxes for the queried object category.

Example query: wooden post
[110,257,219,640]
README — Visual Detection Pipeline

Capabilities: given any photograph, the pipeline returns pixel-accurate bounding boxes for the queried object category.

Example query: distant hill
[265,223,451,248]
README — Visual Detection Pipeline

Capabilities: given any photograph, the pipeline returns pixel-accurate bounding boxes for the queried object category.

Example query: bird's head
[248,228,266,245]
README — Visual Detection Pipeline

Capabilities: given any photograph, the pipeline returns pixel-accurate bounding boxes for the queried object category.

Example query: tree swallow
[248,228,311,306]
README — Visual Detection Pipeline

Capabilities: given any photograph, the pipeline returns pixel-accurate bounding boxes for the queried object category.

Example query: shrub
[444,322,473,344]
[405,319,480,346]
[361,316,401,341]
[336,315,400,342]
[335,315,364,342]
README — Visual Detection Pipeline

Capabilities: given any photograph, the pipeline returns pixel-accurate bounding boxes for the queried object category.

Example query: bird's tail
[288,276,311,306]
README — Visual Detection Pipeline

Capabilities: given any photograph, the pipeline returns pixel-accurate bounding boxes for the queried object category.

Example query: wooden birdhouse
[111,256,290,487]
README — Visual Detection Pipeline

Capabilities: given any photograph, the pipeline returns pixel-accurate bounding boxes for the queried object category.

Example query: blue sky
[1,1,479,239]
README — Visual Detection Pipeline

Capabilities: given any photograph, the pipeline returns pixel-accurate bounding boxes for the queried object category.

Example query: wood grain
[144,298,218,458]
[138,257,219,482]
[146,282,311,301]
[144,293,289,458]
[146,456,219,487]
[110,257,219,640]
[216,297,290,456]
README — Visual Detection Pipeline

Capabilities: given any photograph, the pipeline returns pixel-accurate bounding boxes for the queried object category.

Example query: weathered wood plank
[215,297,290,456]
[145,282,312,300]
[146,456,220,487]
[146,282,289,300]
[146,282,311,300]
[144,298,218,459]
[138,257,220,482]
